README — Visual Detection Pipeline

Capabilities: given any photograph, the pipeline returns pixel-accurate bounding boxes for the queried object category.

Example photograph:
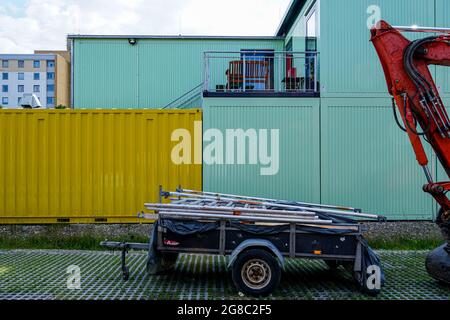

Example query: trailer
[101,188,386,296]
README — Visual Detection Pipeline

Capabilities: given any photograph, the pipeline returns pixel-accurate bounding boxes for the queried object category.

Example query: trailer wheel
[231,249,281,297]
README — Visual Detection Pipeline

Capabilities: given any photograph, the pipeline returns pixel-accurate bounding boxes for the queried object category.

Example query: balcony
[203,51,319,97]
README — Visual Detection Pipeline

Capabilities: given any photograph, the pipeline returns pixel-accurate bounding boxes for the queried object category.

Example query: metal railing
[163,83,203,109]
[203,51,319,95]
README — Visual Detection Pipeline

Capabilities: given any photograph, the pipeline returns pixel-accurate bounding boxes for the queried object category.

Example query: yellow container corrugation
[0,109,202,224]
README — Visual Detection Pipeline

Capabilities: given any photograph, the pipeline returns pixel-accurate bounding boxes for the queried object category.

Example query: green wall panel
[320,0,435,97]
[435,0,450,98]
[203,98,320,203]
[73,41,139,108]
[285,0,318,52]
[321,98,433,220]
[73,39,284,109]
[435,101,450,215]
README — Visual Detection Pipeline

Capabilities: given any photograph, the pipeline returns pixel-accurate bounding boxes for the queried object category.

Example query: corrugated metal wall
[320,0,436,97]
[321,98,434,220]
[316,0,441,219]
[203,98,321,204]
[73,38,284,109]
[284,0,317,52]
[203,97,436,220]
[436,0,450,98]
[0,109,202,224]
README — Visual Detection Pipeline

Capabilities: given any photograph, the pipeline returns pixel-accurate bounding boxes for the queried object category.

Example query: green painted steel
[73,40,139,108]
[73,39,284,109]
[202,98,320,204]
[203,96,438,220]
[319,0,436,98]
[321,98,433,220]
[435,101,450,206]
[436,0,450,98]
[285,0,320,52]
[284,0,318,52]
[282,0,448,98]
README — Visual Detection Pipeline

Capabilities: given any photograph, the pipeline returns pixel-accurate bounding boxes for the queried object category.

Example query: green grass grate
[0,249,449,300]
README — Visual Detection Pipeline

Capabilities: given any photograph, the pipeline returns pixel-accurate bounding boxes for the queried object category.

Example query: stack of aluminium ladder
[141,188,381,226]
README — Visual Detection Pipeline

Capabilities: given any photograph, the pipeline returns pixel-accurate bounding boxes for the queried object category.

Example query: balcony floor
[203,91,320,98]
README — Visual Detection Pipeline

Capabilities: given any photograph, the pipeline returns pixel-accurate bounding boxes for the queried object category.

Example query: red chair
[285,54,299,90]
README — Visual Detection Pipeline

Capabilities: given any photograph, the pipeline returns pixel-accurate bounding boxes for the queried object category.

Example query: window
[18,97,22,105]
[2,85,8,93]
[18,85,24,93]
[285,39,293,52]
[2,97,8,105]
[47,60,55,68]
[2,60,9,68]
[18,60,25,68]
[306,4,317,37]
[47,84,54,92]
[47,72,55,80]
[33,60,40,68]
[33,85,40,92]
[47,97,54,105]
[239,49,275,91]
[2,73,8,80]
[34,73,40,80]
[18,73,24,80]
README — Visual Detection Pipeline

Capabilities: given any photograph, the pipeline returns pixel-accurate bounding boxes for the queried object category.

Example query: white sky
[0,0,292,53]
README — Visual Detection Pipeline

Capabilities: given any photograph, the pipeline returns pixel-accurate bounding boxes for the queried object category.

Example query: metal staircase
[162,83,203,109]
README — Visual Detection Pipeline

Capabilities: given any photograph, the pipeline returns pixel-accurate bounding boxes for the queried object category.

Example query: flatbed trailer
[102,188,385,296]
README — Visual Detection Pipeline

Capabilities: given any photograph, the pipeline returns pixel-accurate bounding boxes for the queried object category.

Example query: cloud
[0,0,290,53]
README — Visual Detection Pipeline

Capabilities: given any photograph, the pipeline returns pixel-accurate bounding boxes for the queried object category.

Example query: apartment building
[0,53,70,108]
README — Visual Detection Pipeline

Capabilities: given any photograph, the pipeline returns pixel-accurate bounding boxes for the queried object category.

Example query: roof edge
[0,53,56,59]
[67,34,285,40]
[275,0,307,37]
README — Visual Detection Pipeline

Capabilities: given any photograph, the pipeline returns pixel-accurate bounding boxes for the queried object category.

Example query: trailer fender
[227,239,285,270]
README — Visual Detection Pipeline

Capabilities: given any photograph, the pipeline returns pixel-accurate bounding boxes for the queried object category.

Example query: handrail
[392,25,450,34]
[203,51,320,94]
[204,51,319,54]
[162,83,203,109]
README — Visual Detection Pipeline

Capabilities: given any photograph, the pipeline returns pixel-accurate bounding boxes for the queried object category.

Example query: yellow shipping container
[0,109,202,224]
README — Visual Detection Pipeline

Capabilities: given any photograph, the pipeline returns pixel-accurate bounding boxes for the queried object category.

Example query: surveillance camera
[128,38,137,45]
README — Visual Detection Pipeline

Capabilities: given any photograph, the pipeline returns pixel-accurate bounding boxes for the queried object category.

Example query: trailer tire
[231,249,281,297]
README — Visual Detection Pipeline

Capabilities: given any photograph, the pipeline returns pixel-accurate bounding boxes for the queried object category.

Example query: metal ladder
[139,187,383,225]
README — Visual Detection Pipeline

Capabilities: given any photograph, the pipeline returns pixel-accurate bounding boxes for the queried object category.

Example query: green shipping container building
[70,37,285,108]
[69,0,450,220]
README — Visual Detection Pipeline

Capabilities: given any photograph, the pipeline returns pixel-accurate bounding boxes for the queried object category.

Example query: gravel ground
[0,224,152,239]
[0,249,448,300]
[0,221,443,241]
[362,221,443,239]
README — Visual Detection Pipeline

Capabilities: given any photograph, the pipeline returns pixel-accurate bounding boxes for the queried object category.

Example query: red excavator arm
[371,21,450,232]
[371,21,450,284]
